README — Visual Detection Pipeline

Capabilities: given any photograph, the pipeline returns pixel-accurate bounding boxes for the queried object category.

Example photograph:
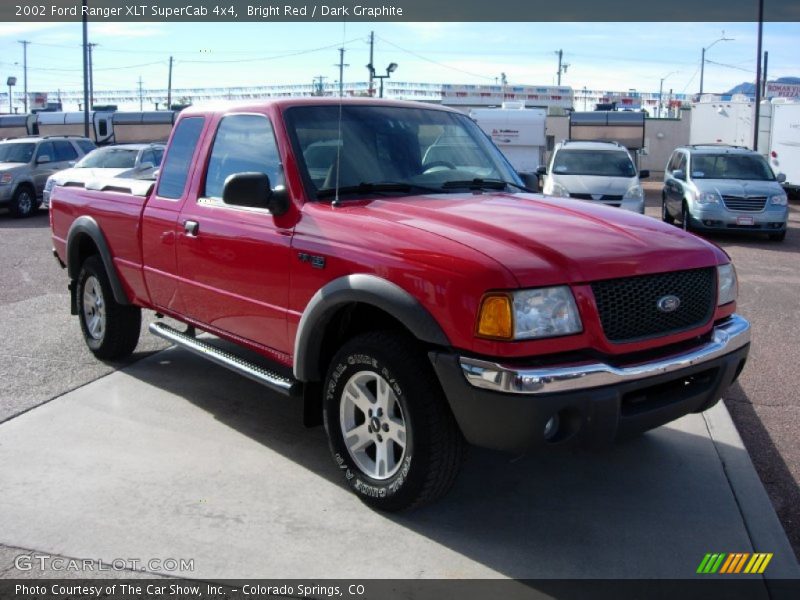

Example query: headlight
[0,173,13,185]
[476,286,583,340]
[623,185,644,200]
[770,194,788,206]
[546,182,570,198]
[717,263,738,306]
[696,191,720,204]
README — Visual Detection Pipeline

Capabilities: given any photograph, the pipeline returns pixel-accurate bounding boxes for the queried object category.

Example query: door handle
[184,220,199,236]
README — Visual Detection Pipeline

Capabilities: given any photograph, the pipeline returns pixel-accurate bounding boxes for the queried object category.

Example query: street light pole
[658,71,677,118]
[372,62,397,99]
[7,77,16,114]
[699,34,734,96]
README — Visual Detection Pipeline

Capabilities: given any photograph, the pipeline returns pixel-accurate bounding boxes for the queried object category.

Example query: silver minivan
[662,145,788,242]
[538,140,648,213]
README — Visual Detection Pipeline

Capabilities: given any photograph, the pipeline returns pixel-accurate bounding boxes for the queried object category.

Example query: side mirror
[68,161,76,167]
[536,165,547,176]
[672,169,686,181]
[639,169,650,179]
[36,155,51,164]
[517,172,540,192]
[222,172,289,216]
[776,172,786,184]
[137,161,154,171]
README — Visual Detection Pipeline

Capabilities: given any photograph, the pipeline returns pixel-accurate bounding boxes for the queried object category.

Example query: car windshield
[284,104,520,198]
[552,149,636,177]
[0,143,35,163]
[76,148,139,169]
[690,154,775,181]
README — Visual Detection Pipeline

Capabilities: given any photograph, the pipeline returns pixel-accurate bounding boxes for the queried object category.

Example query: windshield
[690,154,775,181]
[284,104,520,198]
[76,148,139,169]
[552,149,636,177]
[0,143,35,163]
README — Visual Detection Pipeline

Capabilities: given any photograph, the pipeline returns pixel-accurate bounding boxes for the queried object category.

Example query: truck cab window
[204,114,284,200]
[157,117,205,199]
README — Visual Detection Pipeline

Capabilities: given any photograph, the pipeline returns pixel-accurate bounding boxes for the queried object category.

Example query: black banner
[4,0,800,22]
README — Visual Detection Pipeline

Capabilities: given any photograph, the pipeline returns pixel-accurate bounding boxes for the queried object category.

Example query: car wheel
[9,185,36,218]
[661,193,674,224]
[768,231,786,242]
[681,202,693,232]
[77,255,141,359]
[323,331,465,511]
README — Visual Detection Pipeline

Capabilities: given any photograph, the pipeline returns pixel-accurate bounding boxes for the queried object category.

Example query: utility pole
[762,50,768,97]
[367,31,375,97]
[312,75,327,96]
[81,1,89,136]
[336,47,349,97]
[138,76,144,111]
[555,49,569,86]
[753,0,764,150]
[19,40,29,112]
[167,56,173,110]
[88,43,97,109]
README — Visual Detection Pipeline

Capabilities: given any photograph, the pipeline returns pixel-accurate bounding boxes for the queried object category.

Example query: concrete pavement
[0,343,797,582]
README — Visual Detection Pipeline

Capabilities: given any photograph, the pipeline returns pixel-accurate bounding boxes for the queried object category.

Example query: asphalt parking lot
[0,190,798,583]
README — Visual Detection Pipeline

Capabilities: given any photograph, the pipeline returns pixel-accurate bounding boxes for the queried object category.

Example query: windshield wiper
[440,178,534,192]
[317,181,443,202]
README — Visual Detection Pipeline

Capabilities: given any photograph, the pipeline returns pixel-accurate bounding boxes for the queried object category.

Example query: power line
[376,36,495,81]
[179,39,361,64]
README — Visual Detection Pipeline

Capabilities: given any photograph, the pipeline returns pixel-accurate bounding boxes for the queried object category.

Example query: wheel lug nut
[382,423,389,432]
[368,409,372,417]
[376,408,383,417]
[377,434,383,442]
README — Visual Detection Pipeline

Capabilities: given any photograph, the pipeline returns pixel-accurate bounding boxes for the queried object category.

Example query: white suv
[538,140,648,213]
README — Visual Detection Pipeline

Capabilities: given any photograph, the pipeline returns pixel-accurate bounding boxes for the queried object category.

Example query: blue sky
[0,21,798,97]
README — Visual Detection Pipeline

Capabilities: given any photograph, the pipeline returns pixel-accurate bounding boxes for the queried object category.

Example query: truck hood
[692,178,784,197]
[355,193,725,287]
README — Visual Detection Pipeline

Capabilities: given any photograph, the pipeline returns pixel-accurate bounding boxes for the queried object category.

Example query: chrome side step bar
[149,322,300,397]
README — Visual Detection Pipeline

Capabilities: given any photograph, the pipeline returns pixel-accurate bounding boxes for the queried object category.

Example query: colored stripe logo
[697,553,773,574]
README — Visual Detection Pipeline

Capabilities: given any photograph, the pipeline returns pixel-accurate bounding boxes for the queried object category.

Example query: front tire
[681,201,693,232]
[77,255,141,359]
[323,331,465,511]
[9,185,37,218]
[768,231,786,242]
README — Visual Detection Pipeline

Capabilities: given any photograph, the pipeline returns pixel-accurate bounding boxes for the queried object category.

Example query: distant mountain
[726,77,800,95]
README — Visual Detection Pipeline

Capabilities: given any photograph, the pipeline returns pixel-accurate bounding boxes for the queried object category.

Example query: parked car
[538,140,649,213]
[662,145,789,241]
[0,135,95,217]
[43,143,165,208]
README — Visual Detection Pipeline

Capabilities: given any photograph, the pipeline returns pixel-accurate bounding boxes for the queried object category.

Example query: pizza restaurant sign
[766,82,800,98]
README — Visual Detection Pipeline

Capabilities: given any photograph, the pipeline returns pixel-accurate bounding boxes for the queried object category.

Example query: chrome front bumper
[460,314,750,395]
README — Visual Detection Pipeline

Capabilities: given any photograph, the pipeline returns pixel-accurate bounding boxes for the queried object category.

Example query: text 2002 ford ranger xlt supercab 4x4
[50,99,750,511]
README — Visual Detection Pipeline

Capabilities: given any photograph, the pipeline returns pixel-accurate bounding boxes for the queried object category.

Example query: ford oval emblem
[657,295,681,313]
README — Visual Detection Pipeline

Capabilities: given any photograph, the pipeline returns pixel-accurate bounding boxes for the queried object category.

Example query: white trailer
[470,103,547,175]
[765,99,800,192]
[689,98,754,148]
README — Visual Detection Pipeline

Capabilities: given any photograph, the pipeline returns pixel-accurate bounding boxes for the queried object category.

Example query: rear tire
[323,331,465,511]
[768,231,786,242]
[77,255,141,359]
[9,185,37,218]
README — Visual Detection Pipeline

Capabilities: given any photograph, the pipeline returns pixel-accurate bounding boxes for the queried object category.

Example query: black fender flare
[66,216,131,306]
[293,274,450,382]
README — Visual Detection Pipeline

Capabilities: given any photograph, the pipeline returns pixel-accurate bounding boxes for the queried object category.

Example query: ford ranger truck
[50,99,750,511]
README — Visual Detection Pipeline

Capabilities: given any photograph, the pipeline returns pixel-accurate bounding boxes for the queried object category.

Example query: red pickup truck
[50,99,750,511]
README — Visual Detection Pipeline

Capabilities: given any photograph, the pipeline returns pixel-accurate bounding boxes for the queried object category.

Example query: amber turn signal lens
[476,294,513,339]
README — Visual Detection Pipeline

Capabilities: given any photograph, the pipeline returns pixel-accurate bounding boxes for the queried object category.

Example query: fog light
[544,414,560,441]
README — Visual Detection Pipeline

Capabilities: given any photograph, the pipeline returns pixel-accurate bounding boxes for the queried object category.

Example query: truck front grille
[591,268,716,343]
[722,195,767,212]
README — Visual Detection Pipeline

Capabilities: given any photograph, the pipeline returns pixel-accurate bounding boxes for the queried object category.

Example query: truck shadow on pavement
[99,342,794,580]
[0,210,50,229]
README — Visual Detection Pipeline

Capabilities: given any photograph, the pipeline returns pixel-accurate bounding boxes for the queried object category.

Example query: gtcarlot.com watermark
[14,553,195,573]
